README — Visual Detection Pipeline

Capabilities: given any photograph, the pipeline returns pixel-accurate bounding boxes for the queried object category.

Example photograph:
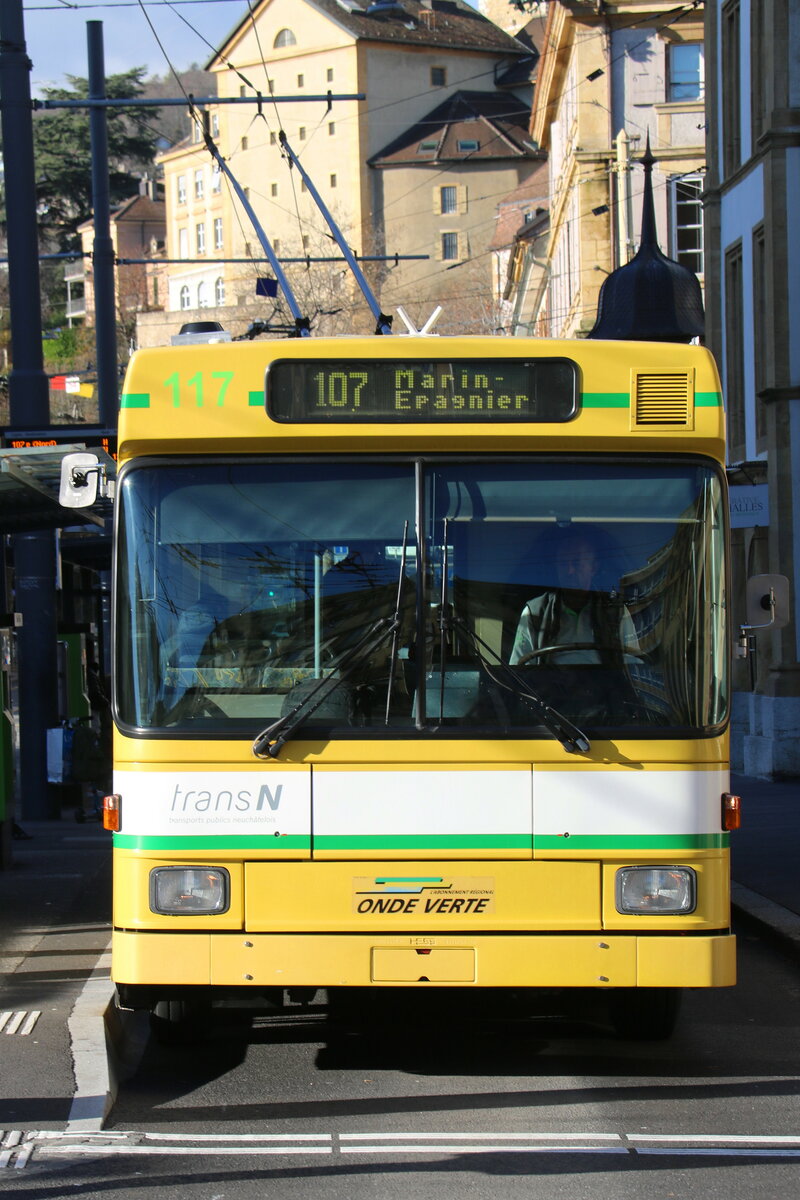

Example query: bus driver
[509,526,638,668]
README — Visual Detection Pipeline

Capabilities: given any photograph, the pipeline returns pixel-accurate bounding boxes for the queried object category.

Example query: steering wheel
[513,642,647,667]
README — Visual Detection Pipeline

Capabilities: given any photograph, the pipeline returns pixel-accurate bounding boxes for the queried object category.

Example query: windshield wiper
[254,529,411,759]
[384,521,410,725]
[252,612,400,759]
[446,612,591,755]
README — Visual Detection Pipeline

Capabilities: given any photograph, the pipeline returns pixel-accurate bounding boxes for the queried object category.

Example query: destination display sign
[266,358,578,423]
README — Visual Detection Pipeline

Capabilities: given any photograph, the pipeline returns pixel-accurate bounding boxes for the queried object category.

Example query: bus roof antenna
[279,131,393,335]
[396,305,442,336]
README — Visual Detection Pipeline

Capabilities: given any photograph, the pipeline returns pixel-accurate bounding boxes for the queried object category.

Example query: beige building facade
[146,0,534,342]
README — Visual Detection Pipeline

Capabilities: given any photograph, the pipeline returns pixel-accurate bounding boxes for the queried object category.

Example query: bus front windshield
[116,458,728,738]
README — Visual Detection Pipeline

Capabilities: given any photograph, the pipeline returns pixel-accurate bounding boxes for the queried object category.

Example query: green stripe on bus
[696,391,721,407]
[120,393,150,408]
[314,834,530,850]
[582,393,629,408]
[114,834,310,850]
[249,391,265,406]
[534,833,728,849]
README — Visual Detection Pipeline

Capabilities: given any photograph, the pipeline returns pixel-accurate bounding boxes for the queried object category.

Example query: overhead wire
[69,0,705,326]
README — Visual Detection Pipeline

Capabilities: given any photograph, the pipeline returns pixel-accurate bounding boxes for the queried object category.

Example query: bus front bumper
[112,929,736,989]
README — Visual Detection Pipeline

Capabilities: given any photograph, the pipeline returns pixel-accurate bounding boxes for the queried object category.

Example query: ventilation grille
[633,373,692,425]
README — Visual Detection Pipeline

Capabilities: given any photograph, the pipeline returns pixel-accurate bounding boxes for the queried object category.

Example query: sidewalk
[0,818,113,1132]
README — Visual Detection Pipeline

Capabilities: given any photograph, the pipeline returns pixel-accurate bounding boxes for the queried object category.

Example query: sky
[23,1,258,93]
[22,0,482,95]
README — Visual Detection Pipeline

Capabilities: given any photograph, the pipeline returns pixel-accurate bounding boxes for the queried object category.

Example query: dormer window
[457,139,479,153]
[418,140,438,153]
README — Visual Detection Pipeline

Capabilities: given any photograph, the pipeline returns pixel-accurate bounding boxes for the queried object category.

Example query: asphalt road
[6,920,800,1200]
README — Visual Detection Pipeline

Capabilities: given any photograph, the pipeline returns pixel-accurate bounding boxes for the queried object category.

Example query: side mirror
[59,452,101,508]
[745,574,790,631]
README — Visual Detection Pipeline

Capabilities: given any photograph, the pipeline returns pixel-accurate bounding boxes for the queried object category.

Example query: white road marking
[11,1127,800,1168]
[340,1131,621,1141]
[338,1144,628,1155]
[42,1145,334,1157]
[19,1010,41,1036]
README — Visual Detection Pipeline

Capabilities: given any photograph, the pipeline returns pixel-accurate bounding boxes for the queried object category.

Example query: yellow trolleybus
[91,333,737,1041]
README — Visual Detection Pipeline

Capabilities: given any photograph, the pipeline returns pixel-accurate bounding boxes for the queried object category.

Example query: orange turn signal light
[103,793,121,832]
[722,792,741,831]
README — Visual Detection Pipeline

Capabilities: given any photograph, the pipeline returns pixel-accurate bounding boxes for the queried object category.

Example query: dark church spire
[588,134,705,342]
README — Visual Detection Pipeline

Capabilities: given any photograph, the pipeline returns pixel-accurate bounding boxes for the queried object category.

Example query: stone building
[704,0,800,777]
[141,0,536,343]
[521,0,706,337]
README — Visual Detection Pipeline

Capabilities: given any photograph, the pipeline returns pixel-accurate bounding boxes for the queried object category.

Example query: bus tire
[608,987,682,1041]
[149,998,210,1046]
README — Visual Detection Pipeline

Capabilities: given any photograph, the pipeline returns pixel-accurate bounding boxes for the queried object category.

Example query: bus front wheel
[608,987,682,1041]
[149,998,211,1046]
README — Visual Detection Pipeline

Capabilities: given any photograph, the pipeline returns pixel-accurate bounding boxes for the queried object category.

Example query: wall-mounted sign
[729,484,769,528]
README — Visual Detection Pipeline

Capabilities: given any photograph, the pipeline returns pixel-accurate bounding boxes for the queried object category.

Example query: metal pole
[87,21,118,427]
[0,0,59,819]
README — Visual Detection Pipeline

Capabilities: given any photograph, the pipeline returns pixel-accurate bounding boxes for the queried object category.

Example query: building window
[180,284,191,310]
[215,276,225,306]
[211,113,219,138]
[457,139,479,153]
[297,74,304,88]
[274,28,296,48]
[271,182,278,197]
[299,127,306,141]
[214,217,223,250]
[197,281,208,308]
[177,175,186,204]
[196,223,206,255]
[418,140,438,154]
[668,43,704,101]
[441,232,459,261]
[724,241,745,452]
[722,1,741,176]
[751,3,767,145]
[194,169,204,200]
[431,66,446,87]
[327,68,334,82]
[753,224,767,443]
[669,174,704,274]
[330,174,337,188]
[178,228,188,259]
[270,131,278,145]
[273,238,280,255]
[440,185,457,214]
[211,166,221,193]
[328,121,336,136]
[241,136,248,151]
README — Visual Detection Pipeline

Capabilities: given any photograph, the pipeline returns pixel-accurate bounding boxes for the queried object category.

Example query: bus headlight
[615,866,696,914]
[150,867,230,915]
